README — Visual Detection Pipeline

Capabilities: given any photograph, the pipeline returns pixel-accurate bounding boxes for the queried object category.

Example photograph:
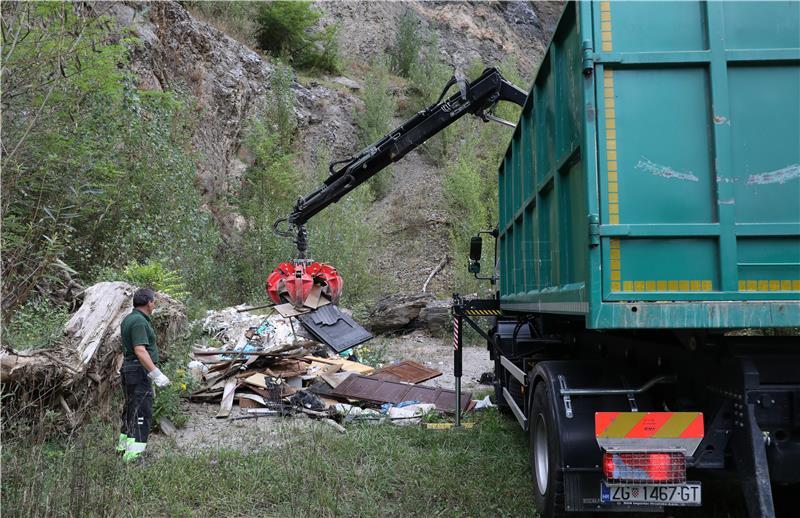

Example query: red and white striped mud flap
[595,412,704,455]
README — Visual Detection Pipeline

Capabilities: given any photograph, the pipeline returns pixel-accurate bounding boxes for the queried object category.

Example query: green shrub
[255,1,319,57]
[389,10,422,77]
[254,2,340,74]
[355,60,395,199]
[3,297,69,350]
[120,260,190,301]
[1,3,221,316]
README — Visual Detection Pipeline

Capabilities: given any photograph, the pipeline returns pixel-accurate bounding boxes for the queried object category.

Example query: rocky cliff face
[109,1,275,235]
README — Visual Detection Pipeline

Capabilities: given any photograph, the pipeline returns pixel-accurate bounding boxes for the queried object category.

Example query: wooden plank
[368,360,442,384]
[216,379,238,418]
[331,374,471,412]
[303,355,374,375]
[242,372,268,389]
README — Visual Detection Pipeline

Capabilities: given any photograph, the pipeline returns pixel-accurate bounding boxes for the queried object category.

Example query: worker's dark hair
[132,288,156,308]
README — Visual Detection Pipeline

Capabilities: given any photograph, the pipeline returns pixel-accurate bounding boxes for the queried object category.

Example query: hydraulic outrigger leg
[451,294,501,427]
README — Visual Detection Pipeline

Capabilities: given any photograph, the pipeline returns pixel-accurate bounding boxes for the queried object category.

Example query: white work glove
[147,368,171,388]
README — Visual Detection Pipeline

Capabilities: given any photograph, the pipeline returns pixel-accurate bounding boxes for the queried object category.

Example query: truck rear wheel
[530,380,566,517]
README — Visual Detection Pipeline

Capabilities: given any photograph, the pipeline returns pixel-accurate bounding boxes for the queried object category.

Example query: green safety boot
[123,441,147,463]
[116,433,131,453]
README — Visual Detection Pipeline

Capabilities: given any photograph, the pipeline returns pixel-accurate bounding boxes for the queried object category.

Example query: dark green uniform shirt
[120,308,158,363]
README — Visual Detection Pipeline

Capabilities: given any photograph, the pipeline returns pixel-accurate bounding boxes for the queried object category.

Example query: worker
[116,287,170,462]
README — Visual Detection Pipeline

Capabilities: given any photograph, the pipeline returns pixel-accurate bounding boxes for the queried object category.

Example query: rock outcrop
[107,2,277,235]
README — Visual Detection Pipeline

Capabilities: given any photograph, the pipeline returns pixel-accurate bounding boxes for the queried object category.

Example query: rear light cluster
[602,451,686,485]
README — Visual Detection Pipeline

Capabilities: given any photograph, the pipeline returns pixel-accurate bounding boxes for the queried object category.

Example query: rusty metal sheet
[330,374,471,413]
[368,360,442,384]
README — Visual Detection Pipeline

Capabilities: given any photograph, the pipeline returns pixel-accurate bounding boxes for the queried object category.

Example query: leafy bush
[119,260,190,301]
[441,58,527,296]
[3,297,69,350]
[389,10,422,77]
[254,1,340,73]
[355,60,396,199]
[1,4,220,316]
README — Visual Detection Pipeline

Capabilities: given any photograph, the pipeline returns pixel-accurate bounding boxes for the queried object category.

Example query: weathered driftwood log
[367,292,434,334]
[1,282,186,432]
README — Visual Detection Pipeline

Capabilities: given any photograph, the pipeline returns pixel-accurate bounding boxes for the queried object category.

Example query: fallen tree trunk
[1,282,187,436]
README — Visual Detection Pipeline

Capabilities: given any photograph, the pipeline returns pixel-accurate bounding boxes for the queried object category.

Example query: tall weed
[389,9,423,77]
[355,60,396,199]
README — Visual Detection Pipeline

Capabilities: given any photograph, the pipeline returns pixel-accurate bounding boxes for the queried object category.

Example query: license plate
[600,481,701,506]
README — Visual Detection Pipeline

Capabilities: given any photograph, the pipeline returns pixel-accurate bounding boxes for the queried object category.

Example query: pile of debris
[188,305,474,425]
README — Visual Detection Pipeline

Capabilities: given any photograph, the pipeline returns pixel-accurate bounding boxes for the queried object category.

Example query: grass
[2,410,536,517]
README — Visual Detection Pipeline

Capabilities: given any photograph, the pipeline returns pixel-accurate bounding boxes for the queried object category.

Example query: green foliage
[305,147,380,305]
[116,260,189,301]
[3,297,69,350]
[152,363,193,428]
[254,1,340,74]
[1,3,221,316]
[441,59,527,296]
[389,10,422,77]
[355,60,395,199]
[406,34,454,164]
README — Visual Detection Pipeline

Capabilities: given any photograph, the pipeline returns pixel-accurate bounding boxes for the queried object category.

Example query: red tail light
[602,451,686,484]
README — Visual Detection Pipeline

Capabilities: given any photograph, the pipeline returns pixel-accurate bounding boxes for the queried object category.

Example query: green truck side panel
[497,1,800,329]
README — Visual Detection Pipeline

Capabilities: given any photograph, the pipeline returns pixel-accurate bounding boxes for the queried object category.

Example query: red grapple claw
[265,261,344,307]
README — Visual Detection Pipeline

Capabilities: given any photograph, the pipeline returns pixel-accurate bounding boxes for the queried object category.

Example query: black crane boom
[274,67,527,257]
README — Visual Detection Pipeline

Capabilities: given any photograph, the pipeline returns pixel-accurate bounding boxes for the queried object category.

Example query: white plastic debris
[474,395,496,409]
[187,360,209,382]
[388,403,436,426]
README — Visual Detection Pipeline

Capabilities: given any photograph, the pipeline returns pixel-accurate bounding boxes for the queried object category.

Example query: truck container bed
[497,0,800,329]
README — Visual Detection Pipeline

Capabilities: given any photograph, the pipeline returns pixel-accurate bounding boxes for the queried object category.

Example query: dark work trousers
[120,359,153,443]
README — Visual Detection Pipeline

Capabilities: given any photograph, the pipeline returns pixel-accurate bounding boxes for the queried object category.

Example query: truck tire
[530,380,566,517]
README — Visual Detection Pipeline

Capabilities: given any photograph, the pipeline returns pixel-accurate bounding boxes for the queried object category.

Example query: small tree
[355,60,395,199]
[390,10,422,77]
[254,1,320,61]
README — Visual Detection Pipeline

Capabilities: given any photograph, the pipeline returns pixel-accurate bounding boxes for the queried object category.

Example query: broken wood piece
[303,355,374,375]
[263,359,308,378]
[238,393,267,406]
[303,284,323,309]
[242,372,268,389]
[216,378,238,418]
[422,255,449,293]
[321,418,347,434]
[321,371,351,389]
[273,303,310,318]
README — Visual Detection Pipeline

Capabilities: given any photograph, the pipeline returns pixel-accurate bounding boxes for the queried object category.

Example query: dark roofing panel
[297,305,372,353]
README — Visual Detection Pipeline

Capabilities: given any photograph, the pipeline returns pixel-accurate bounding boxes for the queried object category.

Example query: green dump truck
[455,1,800,516]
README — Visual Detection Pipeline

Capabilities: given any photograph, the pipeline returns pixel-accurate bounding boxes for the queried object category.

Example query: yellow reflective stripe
[598,413,642,438]
[652,413,698,438]
[738,279,800,291]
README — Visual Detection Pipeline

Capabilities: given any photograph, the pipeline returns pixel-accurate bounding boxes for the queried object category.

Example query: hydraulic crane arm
[274,67,527,257]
